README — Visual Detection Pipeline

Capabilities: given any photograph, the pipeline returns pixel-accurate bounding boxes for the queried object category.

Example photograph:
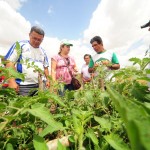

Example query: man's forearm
[44,68,50,80]
[88,67,95,73]
[6,62,16,84]
[5,62,19,91]
[51,71,56,81]
[110,64,120,70]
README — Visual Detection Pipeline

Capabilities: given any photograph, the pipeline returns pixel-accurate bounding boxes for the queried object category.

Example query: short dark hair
[30,26,45,36]
[90,36,103,44]
[84,54,91,59]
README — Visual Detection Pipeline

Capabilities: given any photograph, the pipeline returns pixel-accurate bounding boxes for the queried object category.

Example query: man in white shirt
[89,36,120,73]
[5,26,50,96]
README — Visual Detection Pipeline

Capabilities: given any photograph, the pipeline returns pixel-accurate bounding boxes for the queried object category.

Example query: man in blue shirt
[5,26,50,96]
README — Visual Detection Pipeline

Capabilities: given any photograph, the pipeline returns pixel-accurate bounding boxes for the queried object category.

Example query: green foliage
[129,57,150,70]
[0,56,150,150]
[57,140,67,150]
[33,135,48,150]
[0,66,25,82]
[86,128,99,147]
[107,85,150,150]
[94,116,111,132]
[104,133,130,150]
[15,41,22,57]
[6,143,14,150]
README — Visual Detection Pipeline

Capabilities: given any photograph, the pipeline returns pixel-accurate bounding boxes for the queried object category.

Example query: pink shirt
[52,54,76,84]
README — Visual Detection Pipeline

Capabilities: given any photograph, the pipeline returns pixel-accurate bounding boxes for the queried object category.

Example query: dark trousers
[58,83,74,96]
[19,84,39,96]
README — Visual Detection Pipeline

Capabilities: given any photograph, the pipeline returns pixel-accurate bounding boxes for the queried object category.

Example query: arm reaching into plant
[109,63,120,70]
[51,58,57,82]
[44,67,50,88]
[5,61,19,92]
[89,36,120,74]
[4,26,50,96]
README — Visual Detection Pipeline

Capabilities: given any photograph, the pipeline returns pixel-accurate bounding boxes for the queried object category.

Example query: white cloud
[0,0,150,72]
[34,20,44,27]
[83,0,150,68]
[48,5,53,15]
[0,1,31,56]
[0,0,27,10]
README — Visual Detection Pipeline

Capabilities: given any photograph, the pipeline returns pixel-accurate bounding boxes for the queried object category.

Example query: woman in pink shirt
[51,42,78,96]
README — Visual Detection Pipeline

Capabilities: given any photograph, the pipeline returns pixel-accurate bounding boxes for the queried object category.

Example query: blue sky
[0,0,150,69]
[19,0,100,39]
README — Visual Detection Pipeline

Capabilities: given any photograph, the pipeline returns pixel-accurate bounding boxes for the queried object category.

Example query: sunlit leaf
[33,135,48,150]
[104,133,130,150]
[6,143,14,150]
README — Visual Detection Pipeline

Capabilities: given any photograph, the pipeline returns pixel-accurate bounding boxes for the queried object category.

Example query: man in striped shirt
[5,26,50,96]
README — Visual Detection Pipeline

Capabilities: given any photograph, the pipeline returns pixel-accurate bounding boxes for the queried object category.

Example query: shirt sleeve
[43,54,49,67]
[51,55,58,62]
[89,57,94,68]
[112,53,119,64]
[81,65,84,73]
[5,43,19,63]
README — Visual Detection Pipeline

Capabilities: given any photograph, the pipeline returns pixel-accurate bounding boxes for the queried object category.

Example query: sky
[0,0,150,72]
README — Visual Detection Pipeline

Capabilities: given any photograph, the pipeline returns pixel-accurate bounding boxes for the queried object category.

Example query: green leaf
[107,85,150,150]
[47,93,66,107]
[15,41,22,57]
[33,135,48,150]
[7,67,25,81]
[94,116,111,132]
[0,121,8,132]
[130,83,148,102]
[6,143,14,150]
[129,57,141,66]
[104,133,130,150]
[86,128,99,146]
[68,135,75,143]
[57,140,67,150]
[0,102,6,109]
[146,69,150,74]
[84,90,94,105]
[138,77,150,82]
[27,104,63,126]
[39,123,64,137]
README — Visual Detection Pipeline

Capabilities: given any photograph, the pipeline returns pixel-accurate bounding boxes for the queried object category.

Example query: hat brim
[63,43,73,46]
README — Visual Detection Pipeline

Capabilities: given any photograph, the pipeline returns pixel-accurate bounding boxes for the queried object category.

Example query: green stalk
[78,122,84,150]
[78,130,84,150]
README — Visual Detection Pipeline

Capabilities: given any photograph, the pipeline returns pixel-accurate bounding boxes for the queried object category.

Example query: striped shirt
[5,40,49,85]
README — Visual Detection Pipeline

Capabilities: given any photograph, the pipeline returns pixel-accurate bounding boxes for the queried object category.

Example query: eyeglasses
[30,35,43,42]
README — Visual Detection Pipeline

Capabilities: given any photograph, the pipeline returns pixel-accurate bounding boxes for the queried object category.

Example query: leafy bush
[0,57,150,150]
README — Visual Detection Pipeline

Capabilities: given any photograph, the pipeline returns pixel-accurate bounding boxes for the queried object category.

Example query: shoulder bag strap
[61,56,73,78]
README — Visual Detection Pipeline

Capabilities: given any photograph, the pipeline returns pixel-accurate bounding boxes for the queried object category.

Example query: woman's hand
[46,80,50,88]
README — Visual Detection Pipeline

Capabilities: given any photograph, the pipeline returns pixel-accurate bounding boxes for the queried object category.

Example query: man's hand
[8,80,19,92]
[101,60,110,66]
[94,63,99,68]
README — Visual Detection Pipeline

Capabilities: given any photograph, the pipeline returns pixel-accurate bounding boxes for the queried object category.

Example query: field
[0,57,150,150]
